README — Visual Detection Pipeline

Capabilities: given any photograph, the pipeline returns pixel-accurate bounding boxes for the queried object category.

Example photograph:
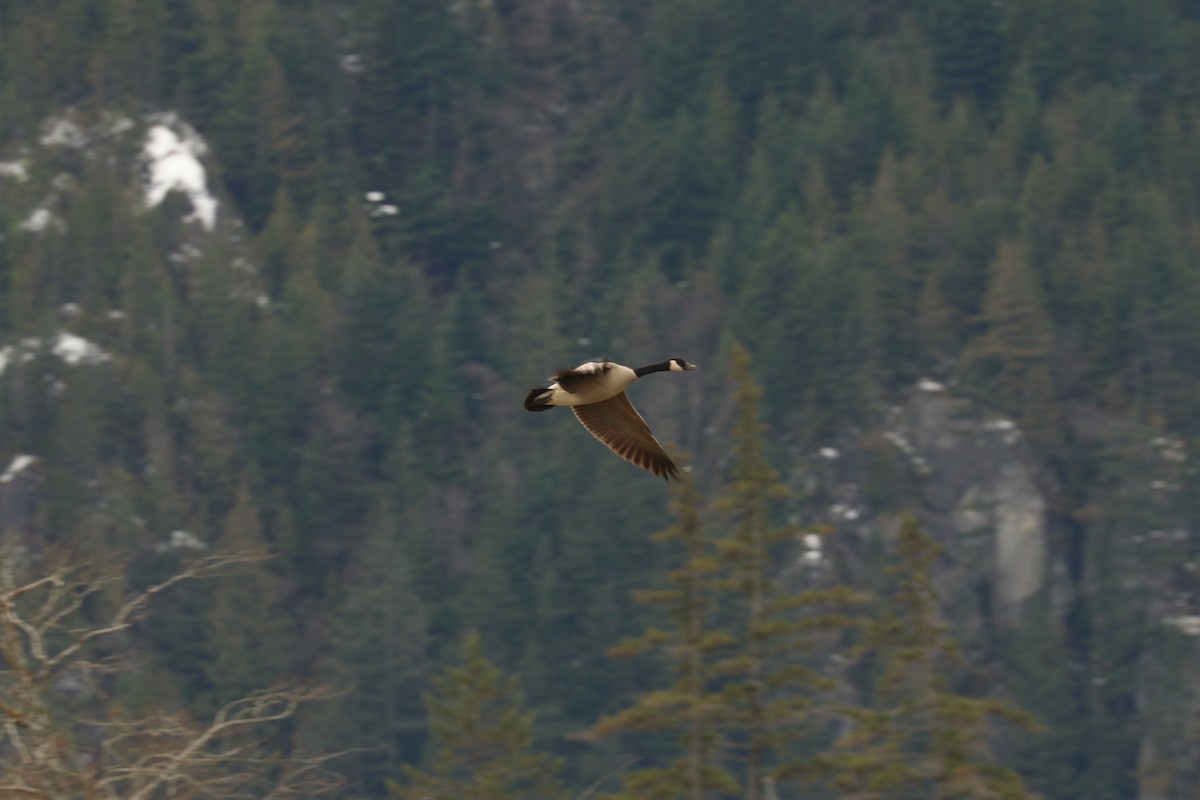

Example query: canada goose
[524,358,696,480]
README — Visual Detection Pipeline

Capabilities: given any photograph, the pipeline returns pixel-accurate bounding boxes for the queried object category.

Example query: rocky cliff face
[902,382,1049,624]
[807,380,1200,799]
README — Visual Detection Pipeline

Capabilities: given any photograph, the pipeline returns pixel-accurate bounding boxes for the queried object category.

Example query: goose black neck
[634,361,672,378]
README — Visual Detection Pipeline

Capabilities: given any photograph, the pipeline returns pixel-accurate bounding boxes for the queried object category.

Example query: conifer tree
[917,269,958,367]
[596,347,858,800]
[591,474,740,800]
[256,187,299,297]
[803,158,837,244]
[304,501,429,797]
[821,515,1038,799]
[391,630,567,800]
[338,215,433,427]
[922,0,1006,108]
[711,344,860,799]
[203,478,293,710]
[959,238,1059,443]
[217,20,278,230]
[857,147,920,378]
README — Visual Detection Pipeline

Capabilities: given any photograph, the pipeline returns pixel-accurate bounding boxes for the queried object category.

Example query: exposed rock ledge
[901,385,1048,624]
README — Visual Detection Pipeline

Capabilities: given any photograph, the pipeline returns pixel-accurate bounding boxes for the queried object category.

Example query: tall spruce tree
[820,515,1038,799]
[390,630,567,800]
[303,500,429,797]
[959,237,1059,444]
[711,344,860,798]
[203,478,293,711]
[591,474,740,800]
[595,346,859,799]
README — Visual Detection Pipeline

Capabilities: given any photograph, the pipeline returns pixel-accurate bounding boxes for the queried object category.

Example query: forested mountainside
[2,0,1200,797]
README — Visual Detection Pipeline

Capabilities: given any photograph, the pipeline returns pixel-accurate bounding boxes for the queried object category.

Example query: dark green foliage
[390,630,567,800]
[819,516,1039,799]
[594,349,862,800]
[959,237,1059,443]
[920,0,1006,108]
[337,217,432,426]
[710,346,863,798]
[2,1,1200,797]
[202,479,294,710]
[304,502,430,797]
[590,475,741,799]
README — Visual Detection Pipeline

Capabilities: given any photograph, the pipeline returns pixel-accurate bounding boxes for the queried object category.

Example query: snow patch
[142,121,218,230]
[0,332,111,376]
[40,117,86,148]
[0,340,38,376]
[802,532,823,564]
[156,530,207,553]
[18,208,62,233]
[0,160,28,181]
[1163,615,1200,636]
[984,418,1021,443]
[363,191,399,218]
[168,243,204,263]
[0,455,37,484]
[53,331,111,365]
[829,503,861,522]
[102,114,135,137]
[1151,435,1187,462]
[884,430,932,475]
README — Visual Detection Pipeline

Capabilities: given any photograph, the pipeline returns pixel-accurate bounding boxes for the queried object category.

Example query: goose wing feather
[572,392,680,480]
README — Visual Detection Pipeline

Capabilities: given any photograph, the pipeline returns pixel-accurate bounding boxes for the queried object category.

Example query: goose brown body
[524,358,696,480]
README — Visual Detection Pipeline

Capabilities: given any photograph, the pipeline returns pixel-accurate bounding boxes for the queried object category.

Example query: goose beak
[684,361,697,370]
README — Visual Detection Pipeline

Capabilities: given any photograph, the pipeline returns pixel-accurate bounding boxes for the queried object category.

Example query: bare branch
[0,549,341,799]
[68,552,267,657]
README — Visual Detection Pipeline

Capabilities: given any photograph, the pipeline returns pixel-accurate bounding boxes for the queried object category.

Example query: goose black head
[669,358,697,372]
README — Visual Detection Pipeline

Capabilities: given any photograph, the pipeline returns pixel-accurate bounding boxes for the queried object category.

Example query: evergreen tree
[917,268,958,367]
[203,478,293,710]
[717,139,777,295]
[6,2,1200,795]
[1002,606,1089,799]
[517,447,671,741]
[595,347,859,799]
[921,0,1006,108]
[710,344,859,798]
[217,11,280,230]
[858,147,919,377]
[256,186,299,298]
[351,0,478,180]
[304,501,429,797]
[820,515,1038,799]
[338,215,433,428]
[959,238,1059,443]
[733,208,807,418]
[590,474,740,800]
[390,630,567,800]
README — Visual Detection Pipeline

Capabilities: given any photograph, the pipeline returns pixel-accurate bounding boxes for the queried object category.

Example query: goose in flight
[524,358,696,480]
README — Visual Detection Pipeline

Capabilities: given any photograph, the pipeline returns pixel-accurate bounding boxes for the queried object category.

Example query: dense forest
[2,0,1200,797]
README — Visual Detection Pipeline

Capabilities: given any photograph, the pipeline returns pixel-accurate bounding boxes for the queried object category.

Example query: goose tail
[524,387,556,412]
